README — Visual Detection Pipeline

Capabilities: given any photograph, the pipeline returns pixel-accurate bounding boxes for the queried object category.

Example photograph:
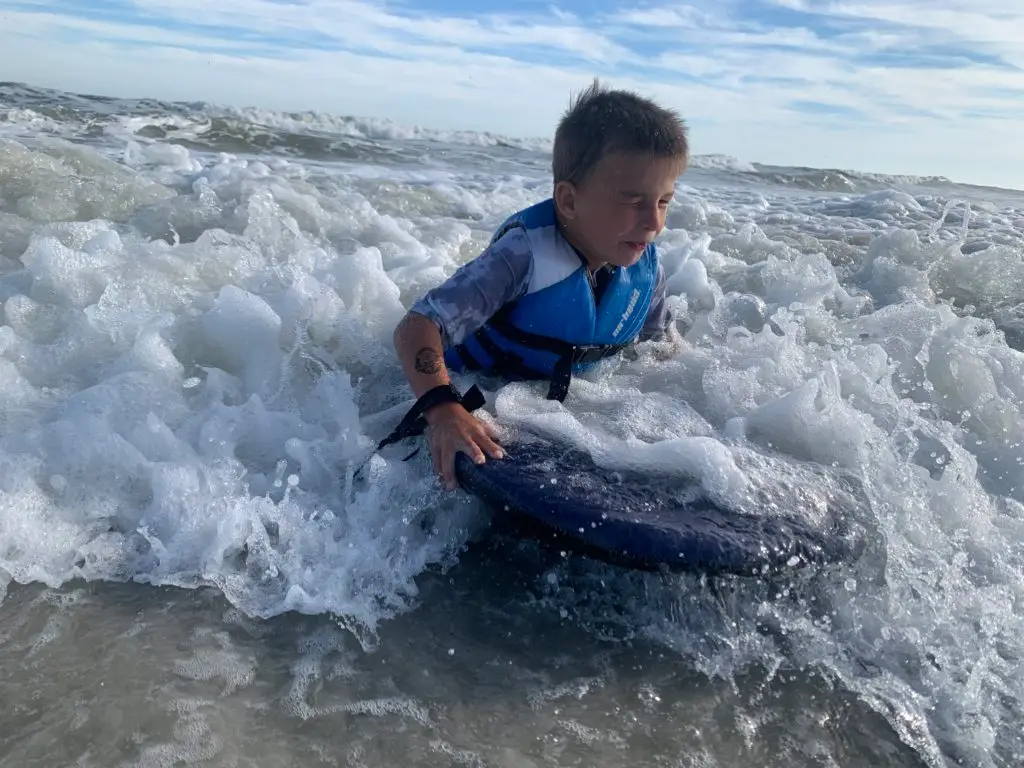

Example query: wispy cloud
[1,0,1022,187]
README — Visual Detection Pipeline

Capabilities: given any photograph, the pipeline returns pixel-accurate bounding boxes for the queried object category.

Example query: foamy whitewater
[1,82,1022,767]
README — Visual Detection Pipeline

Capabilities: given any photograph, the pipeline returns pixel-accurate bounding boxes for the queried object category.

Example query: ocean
[1,81,1021,767]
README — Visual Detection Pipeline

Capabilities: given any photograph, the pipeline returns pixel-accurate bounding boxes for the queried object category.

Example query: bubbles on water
[172,626,258,695]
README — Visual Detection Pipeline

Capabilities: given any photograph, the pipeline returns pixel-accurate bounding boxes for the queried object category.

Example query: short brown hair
[553,78,689,186]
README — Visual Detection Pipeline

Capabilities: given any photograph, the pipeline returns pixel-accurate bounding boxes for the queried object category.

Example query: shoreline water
[1,548,933,768]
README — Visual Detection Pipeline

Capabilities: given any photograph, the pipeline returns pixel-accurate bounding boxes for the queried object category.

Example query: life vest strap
[456,304,630,402]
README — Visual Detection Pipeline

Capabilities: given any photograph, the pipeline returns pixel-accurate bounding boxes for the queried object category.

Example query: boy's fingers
[479,434,504,459]
[427,431,443,474]
[461,435,487,465]
[440,449,457,490]
[425,413,505,488]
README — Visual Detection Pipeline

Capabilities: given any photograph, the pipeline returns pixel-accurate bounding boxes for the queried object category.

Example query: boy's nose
[640,204,662,232]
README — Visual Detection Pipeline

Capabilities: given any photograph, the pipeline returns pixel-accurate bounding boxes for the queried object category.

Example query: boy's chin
[607,243,647,266]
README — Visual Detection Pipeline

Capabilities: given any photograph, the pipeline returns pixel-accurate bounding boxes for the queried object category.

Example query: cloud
[1,0,1022,188]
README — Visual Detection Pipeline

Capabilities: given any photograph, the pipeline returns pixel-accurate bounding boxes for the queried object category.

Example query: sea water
[1,82,1022,767]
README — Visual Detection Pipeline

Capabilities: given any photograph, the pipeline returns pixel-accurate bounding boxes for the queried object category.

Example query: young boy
[392,80,689,489]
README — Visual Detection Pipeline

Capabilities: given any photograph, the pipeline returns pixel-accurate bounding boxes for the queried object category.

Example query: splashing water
[1,83,1023,768]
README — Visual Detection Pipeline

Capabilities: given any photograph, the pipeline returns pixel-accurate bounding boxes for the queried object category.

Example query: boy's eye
[619,193,672,207]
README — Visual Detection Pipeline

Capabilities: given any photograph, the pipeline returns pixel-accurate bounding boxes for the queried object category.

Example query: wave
[744,163,953,193]
[0,81,1008,197]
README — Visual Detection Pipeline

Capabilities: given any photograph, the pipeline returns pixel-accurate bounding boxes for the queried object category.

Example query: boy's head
[552,79,689,269]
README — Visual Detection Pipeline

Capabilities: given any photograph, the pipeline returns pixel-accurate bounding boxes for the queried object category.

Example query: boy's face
[555,151,685,269]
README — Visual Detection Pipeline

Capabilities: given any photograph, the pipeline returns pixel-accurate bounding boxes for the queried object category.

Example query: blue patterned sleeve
[409,225,534,348]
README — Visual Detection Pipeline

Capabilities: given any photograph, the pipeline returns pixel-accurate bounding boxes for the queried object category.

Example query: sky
[1,0,1023,188]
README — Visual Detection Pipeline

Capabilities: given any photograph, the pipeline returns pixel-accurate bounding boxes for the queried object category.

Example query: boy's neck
[555,208,606,272]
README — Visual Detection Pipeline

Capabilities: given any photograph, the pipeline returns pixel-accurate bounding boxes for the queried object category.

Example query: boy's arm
[395,308,502,490]
[394,225,533,394]
[392,226,533,488]
[639,259,671,341]
[393,312,453,399]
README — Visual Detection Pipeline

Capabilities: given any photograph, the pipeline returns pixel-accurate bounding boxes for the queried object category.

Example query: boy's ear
[554,180,577,220]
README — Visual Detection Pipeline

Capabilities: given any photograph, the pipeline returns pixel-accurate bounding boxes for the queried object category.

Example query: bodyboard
[454,430,868,576]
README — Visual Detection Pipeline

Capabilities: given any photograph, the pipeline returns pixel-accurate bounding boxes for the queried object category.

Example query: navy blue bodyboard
[454,431,869,576]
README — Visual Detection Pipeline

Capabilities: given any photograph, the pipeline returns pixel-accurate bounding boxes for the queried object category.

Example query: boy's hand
[424,402,504,490]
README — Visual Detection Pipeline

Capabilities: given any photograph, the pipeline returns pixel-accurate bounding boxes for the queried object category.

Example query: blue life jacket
[444,198,658,401]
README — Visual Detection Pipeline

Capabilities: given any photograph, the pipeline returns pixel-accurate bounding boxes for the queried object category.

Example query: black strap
[548,354,573,403]
[375,382,486,454]
[592,266,615,304]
